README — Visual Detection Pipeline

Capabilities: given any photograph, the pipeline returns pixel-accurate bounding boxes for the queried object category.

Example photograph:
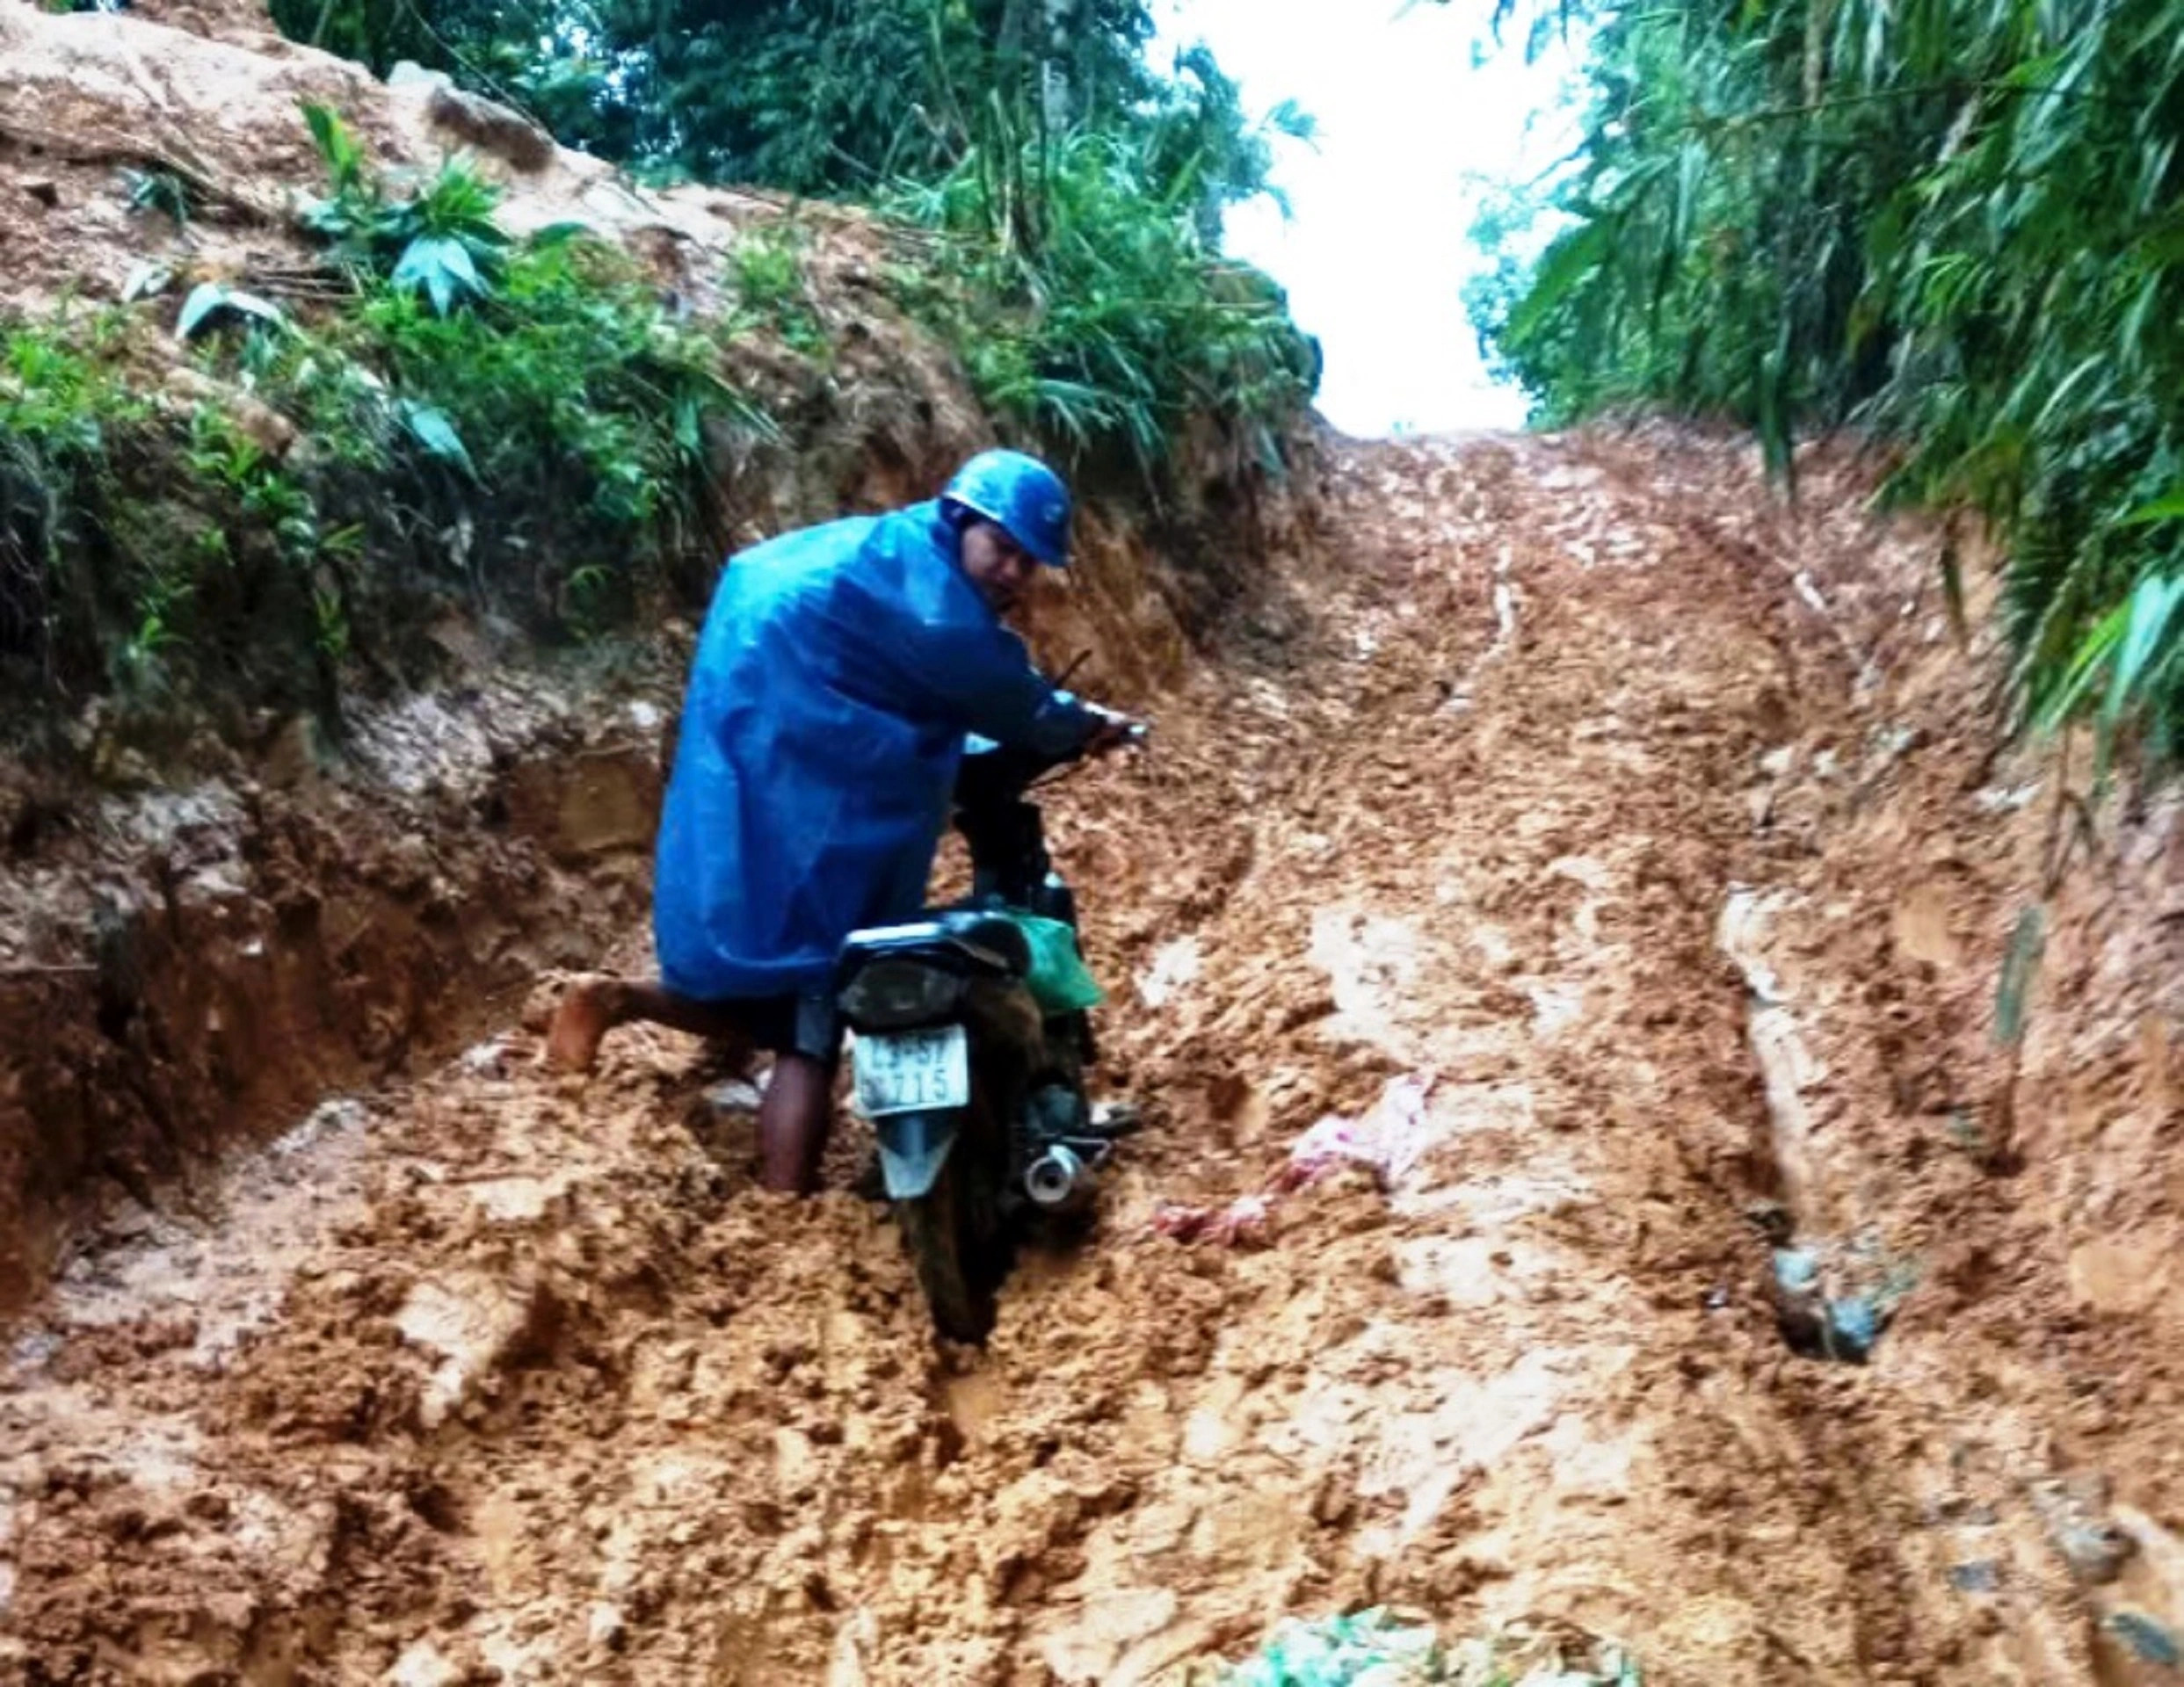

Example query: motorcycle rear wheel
[896,1148,1005,1343]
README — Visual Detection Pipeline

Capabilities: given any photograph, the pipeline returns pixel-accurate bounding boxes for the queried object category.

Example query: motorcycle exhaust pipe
[1025,1143,1090,1210]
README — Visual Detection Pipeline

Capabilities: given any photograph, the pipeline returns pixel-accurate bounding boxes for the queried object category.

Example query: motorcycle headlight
[838,959,967,1029]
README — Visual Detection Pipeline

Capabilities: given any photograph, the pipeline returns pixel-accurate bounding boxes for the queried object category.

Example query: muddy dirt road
[5,431,2180,1683]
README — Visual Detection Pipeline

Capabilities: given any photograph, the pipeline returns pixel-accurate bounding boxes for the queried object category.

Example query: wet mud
[4,429,2183,1683]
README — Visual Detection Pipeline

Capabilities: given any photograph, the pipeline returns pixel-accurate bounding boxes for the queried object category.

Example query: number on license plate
[853,1025,970,1116]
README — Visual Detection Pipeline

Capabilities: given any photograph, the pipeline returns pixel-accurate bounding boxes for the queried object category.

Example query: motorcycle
[832,728,1136,1342]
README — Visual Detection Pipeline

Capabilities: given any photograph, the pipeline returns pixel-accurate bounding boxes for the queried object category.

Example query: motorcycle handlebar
[953,715,1148,810]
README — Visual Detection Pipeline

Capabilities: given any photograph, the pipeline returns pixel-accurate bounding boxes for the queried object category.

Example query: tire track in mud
[0,431,2048,1683]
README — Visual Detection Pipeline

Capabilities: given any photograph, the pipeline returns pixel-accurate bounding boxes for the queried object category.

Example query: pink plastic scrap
[1150,1073,1438,1248]
[1150,1200,1214,1242]
[1278,1072,1439,1191]
[1150,1195,1269,1248]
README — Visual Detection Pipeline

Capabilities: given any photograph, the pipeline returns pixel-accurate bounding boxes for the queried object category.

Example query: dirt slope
[4,426,2183,1684]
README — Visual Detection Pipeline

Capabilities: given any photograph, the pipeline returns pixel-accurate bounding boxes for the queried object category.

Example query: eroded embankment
[4,428,2184,1685]
[0,665,682,1314]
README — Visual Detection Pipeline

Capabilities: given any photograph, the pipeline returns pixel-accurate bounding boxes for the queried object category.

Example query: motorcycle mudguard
[874,1109,961,1199]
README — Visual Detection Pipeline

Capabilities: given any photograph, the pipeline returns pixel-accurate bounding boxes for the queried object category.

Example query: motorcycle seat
[838,909,1033,977]
[936,908,1035,972]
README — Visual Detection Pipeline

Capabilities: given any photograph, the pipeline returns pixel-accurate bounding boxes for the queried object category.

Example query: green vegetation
[299,102,510,315]
[0,113,763,729]
[265,0,1318,486]
[1475,0,2184,771]
[122,168,198,232]
[8,4,1318,741]
[726,227,831,363]
[3,311,155,697]
[887,117,1315,481]
[267,0,1235,200]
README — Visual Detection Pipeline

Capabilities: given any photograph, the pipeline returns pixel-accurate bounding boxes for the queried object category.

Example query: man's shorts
[728,989,843,1068]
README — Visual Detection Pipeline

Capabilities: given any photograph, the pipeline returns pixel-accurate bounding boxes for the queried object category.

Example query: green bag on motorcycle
[992,909,1104,1014]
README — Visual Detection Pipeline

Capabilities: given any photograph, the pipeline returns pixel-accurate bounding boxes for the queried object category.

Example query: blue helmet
[941,448,1072,567]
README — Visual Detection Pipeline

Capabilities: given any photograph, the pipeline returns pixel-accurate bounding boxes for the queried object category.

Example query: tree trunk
[996,0,1032,62]
[1040,0,1074,130]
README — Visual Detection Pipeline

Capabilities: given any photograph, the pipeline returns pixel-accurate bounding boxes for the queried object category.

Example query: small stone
[1308,1469,1356,1527]
[1090,1099,1143,1136]
[1948,1560,2001,1593]
[23,179,59,208]
[184,1489,232,1523]
[2030,1475,2137,1585]
[426,82,555,171]
[588,1602,627,1649]
[160,367,297,456]
[1824,1295,1882,1362]
[458,1039,509,1078]
[383,1639,461,1687]
[386,59,453,91]
[705,1078,763,1112]
[2106,1611,2182,1668]
[2056,1522,2135,1585]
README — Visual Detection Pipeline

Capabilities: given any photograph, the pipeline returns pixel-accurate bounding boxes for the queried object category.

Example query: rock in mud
[394,1271,555,1428]
[427,83,555,171]
[1823,1292,1883,1361]
[1767,1242,1893,1362]
[384,55,556,170]
[2031,1474,2137,1585]
[384,1638,464,1686]
[2105,1610,2183,1669]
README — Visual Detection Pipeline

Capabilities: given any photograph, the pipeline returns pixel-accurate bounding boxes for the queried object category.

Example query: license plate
[852,1025,970,1116]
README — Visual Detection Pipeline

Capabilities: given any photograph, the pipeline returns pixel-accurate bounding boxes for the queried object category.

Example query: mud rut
[0,433,2086,1683]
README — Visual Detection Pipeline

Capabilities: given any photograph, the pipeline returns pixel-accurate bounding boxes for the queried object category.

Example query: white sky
[1150,0,1582,437]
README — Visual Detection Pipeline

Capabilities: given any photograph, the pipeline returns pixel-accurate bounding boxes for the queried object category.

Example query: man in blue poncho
[546,449,1136,1192]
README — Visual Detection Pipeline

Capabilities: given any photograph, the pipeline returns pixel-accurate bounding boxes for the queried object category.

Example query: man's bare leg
[758,1053,834,1194]
[546,977,756,1073]
[548,977,831,1192]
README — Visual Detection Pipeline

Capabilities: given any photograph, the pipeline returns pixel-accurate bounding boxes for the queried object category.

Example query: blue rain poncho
[653,501,1099,1001]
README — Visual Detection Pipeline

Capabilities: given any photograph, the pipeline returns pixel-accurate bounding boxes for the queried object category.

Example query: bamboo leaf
[175,283,287,341]
[391,235,488,316]
[2118,490,2184,527]
[396,398,478,480]
[2092,572,2184,781]
[1505,216,1614,348]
